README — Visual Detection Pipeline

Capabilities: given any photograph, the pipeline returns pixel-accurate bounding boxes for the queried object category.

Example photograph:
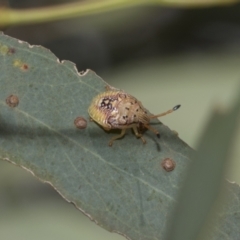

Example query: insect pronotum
[88,85,180,146]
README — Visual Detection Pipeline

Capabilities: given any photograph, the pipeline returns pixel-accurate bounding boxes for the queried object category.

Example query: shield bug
[88,85,180,146]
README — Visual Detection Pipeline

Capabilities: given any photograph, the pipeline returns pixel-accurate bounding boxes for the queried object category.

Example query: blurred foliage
[165,86,240,240]
[0,0,239,27]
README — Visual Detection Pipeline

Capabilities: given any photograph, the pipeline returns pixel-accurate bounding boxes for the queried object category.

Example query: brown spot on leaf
[161,158,176,172]
[6,94,19,108]
[74,116,87,129]
[13,59,29,71]
[22,64,28,70]
[7,48,16,55]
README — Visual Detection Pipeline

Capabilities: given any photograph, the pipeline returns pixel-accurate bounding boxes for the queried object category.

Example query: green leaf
[165,87,240,240]
[0,32,239,240]
[0,32,193,240]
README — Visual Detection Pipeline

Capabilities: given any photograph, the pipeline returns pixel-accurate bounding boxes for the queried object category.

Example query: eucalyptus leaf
[165,87,240,240]
[0,32,193,240]
[0,32,239,240]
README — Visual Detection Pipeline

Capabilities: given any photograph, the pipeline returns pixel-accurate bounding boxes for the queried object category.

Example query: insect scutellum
[88,86,181,146]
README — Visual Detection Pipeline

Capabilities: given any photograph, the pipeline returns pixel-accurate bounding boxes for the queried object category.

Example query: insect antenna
[149,104,181,119]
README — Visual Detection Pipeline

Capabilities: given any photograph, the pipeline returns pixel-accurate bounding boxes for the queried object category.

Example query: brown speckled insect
[88,85,180,146]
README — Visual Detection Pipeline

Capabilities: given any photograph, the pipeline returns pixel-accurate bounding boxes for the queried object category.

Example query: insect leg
[105,85,118,91]
[143,124,160,138]
[105,85,112,91]
[108,129,126,147]
[132,126,146,144]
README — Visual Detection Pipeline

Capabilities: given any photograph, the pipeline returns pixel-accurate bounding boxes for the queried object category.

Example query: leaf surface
[0,32,239,240]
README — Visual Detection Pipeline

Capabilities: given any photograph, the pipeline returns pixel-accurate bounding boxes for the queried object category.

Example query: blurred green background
[1,0,240,239]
